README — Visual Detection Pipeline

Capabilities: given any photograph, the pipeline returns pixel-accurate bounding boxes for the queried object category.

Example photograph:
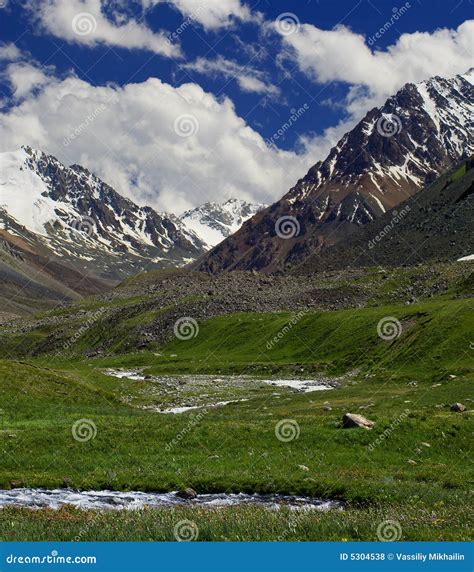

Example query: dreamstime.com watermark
[6,550,96,565]
[63,103,106,147]
[377,316,402,341]
[165,408,209,452]
[275,215,300,239]
[376,113,402,137]
[174,519,199,541]
[367,409,410,451]
[368,205,411,249]
[376,519,403,541]
[72,12,97,36]
[174,114,199,138]
[275,419,300,442]
[266,310,307,350]
[274,12,300,36]
[173,316,199,340]
[367,3,411,46]
[167,3,207,43]
[265,104,309,149]
[63,307,106,350]
[72,419,97,442]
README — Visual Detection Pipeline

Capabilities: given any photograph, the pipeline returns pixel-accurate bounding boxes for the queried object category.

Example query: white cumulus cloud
[152,0,255,30]
[183,55,279,96]
[0,42,23,62]
[0,67,312,214]
[281,20,474,109]
[29,0,180,57]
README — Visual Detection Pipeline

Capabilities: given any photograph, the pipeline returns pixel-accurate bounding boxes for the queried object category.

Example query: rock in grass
[450,402,466,412]
[176,487,197,500]
[342,413,375,429]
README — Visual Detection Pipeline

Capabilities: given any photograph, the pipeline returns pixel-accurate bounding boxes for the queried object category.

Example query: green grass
[1,356,472,499]
[2,501,471,542]
[1,293,472,541]
[450,163,467,182]
[87,298,471,379]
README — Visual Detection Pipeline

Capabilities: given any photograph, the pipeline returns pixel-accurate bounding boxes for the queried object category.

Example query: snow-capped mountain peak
[0,147,205,280]
[197,70,474,273]
[0,147,267,280]
[179,198,266,249]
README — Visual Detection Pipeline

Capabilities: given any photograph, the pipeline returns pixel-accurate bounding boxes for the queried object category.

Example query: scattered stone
[408,381,417,387]
[448,375,457,379]
[298,465,310,471]
[407,459,417,465]
[323,405,332,411]
[421,442,431,448]
[176,488,197,500]
[63,477,72,487]
[342,413,375,429]
[450,402,466,412]
[10,481,22,489]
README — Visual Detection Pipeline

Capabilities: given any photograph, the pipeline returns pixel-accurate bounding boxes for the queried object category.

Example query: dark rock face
[299,158,474,272]
[197,72,473,273]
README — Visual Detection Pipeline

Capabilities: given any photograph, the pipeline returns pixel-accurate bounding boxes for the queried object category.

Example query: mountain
[196,70,474,273]
[297,158,474,272]
[0,210,108,316]
[179,198,266,250]
[0,147,206,282]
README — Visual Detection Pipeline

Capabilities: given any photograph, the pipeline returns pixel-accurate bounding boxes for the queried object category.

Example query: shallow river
[0,489,340,511]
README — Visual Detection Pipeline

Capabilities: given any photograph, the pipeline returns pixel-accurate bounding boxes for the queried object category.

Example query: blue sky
[0,1,472,212]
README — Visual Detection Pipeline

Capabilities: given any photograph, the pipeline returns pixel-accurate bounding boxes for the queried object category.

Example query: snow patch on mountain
[179,198,266,249]
[0,147,206,280]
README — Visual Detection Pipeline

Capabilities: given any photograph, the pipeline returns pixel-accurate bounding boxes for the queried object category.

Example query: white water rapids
[0,489,341,511]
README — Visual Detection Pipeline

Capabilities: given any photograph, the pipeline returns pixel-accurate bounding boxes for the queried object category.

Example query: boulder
[450,402,466,412]
[342,413,375,429]
[176,487,197,500]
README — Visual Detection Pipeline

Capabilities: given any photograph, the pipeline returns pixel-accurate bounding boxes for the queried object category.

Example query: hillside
[298,158,474,272]
[196,71,474,273]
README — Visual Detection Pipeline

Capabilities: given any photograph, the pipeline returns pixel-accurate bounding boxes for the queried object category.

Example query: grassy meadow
[0,272,472,541]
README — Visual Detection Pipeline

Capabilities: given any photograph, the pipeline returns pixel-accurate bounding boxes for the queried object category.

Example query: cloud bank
[0,66,310,213]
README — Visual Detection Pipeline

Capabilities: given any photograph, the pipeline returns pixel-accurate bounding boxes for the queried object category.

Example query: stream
[0,489,341,511]
[103,370,334,413]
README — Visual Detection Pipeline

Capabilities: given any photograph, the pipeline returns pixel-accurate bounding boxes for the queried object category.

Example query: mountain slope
[298,158,474,272]
[179,198,266,249]
[197,70,474,273]
[0,147,208,282]
[0,211,108,315]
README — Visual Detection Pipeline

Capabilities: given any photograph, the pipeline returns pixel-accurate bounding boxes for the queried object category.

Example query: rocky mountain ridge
[197,70,474,273]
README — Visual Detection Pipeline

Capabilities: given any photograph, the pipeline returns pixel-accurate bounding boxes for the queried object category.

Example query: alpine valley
[0,147,264,313]
[1,62,473,546]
